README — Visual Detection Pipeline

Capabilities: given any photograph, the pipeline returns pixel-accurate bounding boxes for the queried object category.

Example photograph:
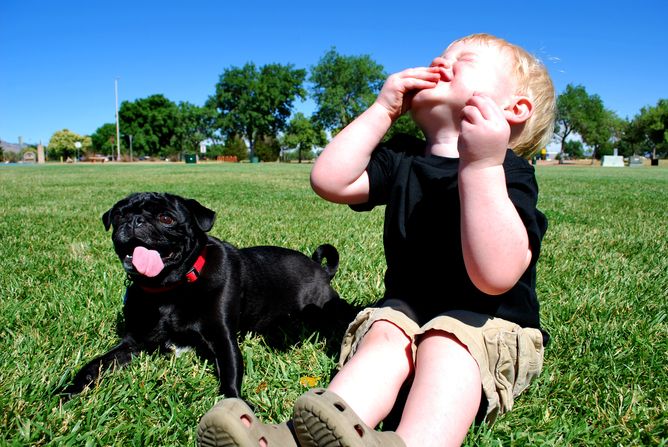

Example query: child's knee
[367,319,413,347]
[358,320,415,370]
[421,328,468,348]
[418,329,481,376]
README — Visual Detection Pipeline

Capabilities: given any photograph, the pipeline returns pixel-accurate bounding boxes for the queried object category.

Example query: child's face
[411,40,517,123]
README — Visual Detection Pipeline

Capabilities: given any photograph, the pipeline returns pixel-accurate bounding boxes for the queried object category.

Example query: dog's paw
[53,384,79,402]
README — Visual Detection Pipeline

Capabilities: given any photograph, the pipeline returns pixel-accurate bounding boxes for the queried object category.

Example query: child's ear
[504,96,533,124]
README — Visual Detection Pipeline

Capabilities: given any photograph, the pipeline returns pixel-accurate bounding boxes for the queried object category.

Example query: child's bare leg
[396,330,482,447]
[327,319,414,427]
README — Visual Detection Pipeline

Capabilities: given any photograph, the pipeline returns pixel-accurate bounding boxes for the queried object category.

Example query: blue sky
[1,0,666,145]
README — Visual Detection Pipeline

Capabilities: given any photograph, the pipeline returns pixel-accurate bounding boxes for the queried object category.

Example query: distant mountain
[1,140,26,153]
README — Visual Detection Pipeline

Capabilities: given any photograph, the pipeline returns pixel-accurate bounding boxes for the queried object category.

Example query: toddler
[198,33,555,447]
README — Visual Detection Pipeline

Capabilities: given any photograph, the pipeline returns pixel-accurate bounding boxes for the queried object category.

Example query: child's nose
[431,56,451,68]
[431,57,453,81]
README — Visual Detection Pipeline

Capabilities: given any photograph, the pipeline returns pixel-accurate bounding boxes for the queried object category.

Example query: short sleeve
[349,145,403,212]
[504,154,548,262]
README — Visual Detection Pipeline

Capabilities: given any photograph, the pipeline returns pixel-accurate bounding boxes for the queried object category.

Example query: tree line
[555,86,667,161]
[39,49,668,162]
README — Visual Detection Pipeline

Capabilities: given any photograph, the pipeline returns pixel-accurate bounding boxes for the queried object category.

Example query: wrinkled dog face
[102,192,215,284]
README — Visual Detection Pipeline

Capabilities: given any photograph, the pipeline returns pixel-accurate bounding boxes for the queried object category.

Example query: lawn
[0,162,666,446]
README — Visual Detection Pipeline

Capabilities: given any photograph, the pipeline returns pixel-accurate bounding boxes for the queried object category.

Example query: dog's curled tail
[312,244,339,281]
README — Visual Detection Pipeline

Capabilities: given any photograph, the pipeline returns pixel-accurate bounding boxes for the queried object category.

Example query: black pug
[59,192,357,399]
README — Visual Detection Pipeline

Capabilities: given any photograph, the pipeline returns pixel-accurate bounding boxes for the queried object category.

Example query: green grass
[0,162,666,446]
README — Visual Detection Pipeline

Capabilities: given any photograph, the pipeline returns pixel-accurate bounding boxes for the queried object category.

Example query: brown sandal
[293,388,405,447]
[198,398,297,447]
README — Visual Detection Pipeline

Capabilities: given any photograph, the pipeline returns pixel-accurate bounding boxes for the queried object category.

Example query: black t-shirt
[351,135,549,345]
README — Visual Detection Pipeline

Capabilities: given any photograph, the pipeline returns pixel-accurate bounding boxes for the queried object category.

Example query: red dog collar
[136,246,208,294]
[185,246,207,283]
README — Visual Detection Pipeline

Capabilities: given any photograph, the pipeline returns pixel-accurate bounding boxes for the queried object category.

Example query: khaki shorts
[338,307,545,423]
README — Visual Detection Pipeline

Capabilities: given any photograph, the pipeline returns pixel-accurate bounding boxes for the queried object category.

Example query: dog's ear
[102,207,114,231]
[184,199,216,232]
[103,193,138,231]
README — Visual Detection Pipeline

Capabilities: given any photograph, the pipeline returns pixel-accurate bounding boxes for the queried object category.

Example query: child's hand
[375,67,442,121]
[457,93,511,168]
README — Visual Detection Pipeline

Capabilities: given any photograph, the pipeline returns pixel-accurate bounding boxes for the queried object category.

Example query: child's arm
[310,67,443,204]
[457,94,533,295]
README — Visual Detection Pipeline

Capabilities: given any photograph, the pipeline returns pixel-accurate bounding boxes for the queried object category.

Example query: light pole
[74,141,82,163]
[128,135,133,162]
[115,78,121,161]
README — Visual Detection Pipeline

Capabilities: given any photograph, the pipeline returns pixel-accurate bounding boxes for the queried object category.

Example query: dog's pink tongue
[132,246,164,277]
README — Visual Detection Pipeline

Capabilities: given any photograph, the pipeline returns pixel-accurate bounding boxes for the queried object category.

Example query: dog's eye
[158,214,175,225]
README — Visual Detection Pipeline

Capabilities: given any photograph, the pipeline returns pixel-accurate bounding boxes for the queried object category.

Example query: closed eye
[456,55,476,63]
[457,51,478,62]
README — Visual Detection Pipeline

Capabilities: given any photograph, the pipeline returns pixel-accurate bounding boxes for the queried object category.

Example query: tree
[282,112,327,163]
[579,98,617,162]
[563,139,584,159]
[254,135,281,162]
[223,136,248,161]
[91,123,117,156]
[309,48,385,133]
[555,84,618,163]
[625,99,668,158]
[119,94,180,158]
[384,114,424,141]
[47,129,92,160]
[606,114,628,157]
[209,62,306,160]
[173,102,216,154]
[555,84,590,163]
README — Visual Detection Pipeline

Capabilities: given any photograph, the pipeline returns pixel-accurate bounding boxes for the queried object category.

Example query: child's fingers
[396,67,442,86]
[385,68,439,93]
[460,103,483,125]
[378,67,443,117]
[400,66,443,78]
[402,78,439,91]
[466,93,504,121]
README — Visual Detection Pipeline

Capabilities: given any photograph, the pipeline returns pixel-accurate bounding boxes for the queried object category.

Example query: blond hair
[450,34,556,158]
